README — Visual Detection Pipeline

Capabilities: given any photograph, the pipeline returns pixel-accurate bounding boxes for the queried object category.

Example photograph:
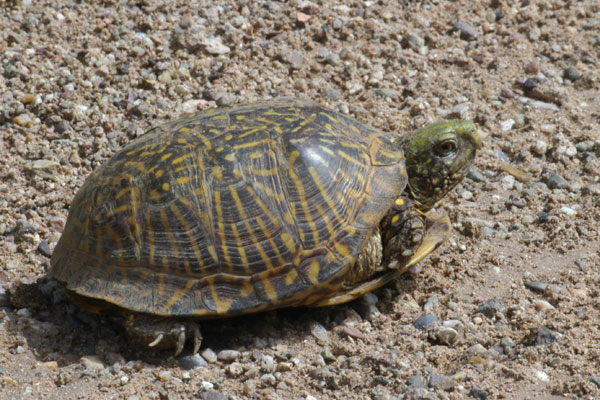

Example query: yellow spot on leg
[162,182,170,191]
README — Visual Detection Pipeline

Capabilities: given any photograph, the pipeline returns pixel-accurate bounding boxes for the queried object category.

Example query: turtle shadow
[7,276,420,367]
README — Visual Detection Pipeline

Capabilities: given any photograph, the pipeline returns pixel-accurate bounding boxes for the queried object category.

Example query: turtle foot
[123,314,202,356]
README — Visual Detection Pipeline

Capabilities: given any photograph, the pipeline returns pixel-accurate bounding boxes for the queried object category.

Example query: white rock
[204,37,230,55]
[500,119,515,131]
[560,206,577,216]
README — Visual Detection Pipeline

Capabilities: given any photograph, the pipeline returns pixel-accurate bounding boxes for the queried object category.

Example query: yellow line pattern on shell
[176,176,190,185]
[334,242,350,258]
[285,268,298,286]
[160,153,172,161]
[249,167,277,177]
[213,191,231,264]
[307,166,343,227]
[210,279,234,313]
[115,186,131,200]
[262,279,278,302]
[171,152,194,165]
[230,185,275,269]
[307,259,320,284]
[159,208,180,271]
[280,233,296,253]
[232,138,269,150]
[145,211,155,265]
[163,280,195,312]
[288,152,318,244]
[240,281,253,298]
[170,202,203,270]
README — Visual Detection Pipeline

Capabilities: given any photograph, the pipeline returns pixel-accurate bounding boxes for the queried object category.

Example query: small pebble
[201,348,218,363]
[227,362,244,377]
[374,88,397,98]
[259,355,275,372]
[432,327,458,345]
[587,377,600,389]
[14,113,33,127]
[530,140,548,156]
[464,344,487,357]
[413,314,439,330]
[563,66,581,82]
[309,321,329,343]
[525,281,548,293]
[474,298,504,319]
[523,326,556,346]
[470,388,489,399]
[81,356,105,371]
[481,226,495,237]
[198,391,227,400]
[467,168,486,183]
[406,374,428,390]
[559,206,577,216]
[260,373,277,386]
[500,119,515,131]
[534,300,555,312]
[42,361,58,370]
[500,175,515,191]
[156,370,172,382]
[545,172,568,190]
[453,21,478,40]
[423,295,439,312]
[217,350,239,363]
[337,325,366,340]
[179,354,208,370]
[37,240,51,257]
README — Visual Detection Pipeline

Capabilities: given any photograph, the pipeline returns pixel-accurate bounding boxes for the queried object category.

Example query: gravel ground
[1,0,599,399]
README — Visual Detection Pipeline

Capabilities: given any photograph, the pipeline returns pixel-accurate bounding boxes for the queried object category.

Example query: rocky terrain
[0,0,599,399]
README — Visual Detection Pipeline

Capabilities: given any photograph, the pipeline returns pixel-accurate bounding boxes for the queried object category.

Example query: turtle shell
[50,98,407,317]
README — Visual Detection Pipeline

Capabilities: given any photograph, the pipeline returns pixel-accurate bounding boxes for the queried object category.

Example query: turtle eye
[435,139,457,157]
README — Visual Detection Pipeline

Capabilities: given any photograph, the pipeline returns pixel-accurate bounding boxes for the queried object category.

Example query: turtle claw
[148,333,164,348]
[123,314,203,355]
[174,327,186,357]
[192,323,202,355]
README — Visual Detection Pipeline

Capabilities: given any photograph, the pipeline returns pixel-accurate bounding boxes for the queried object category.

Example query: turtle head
[400,120,480,210]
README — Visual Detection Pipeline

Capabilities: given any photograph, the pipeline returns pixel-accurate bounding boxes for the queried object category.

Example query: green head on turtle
[401,120,481,210]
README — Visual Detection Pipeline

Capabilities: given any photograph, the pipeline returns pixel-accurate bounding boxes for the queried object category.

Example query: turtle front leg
[123,313,202,356]
[380,196,426,268]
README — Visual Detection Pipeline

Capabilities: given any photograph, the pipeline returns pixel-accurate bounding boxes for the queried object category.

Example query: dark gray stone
[470,388,489,399]
[546,172,568,189]
[37,240,51,257]
[198,391,228,400]
[523,326,556,346]
[413,314,439,330]
[467,168,486,183]
[179,354,208,370]
[563,67,581,82]
[524,280,548,293]
[453,21,478,40]
[474,299,504,319]
[406,373,427,390]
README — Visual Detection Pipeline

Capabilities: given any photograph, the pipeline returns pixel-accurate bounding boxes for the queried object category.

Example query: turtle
[50,98,480,355]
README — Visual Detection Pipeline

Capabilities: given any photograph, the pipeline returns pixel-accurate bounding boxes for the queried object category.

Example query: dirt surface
[1,0,599,399]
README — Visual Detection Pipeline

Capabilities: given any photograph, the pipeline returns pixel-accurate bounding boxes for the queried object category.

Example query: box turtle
[51,98,480,355]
